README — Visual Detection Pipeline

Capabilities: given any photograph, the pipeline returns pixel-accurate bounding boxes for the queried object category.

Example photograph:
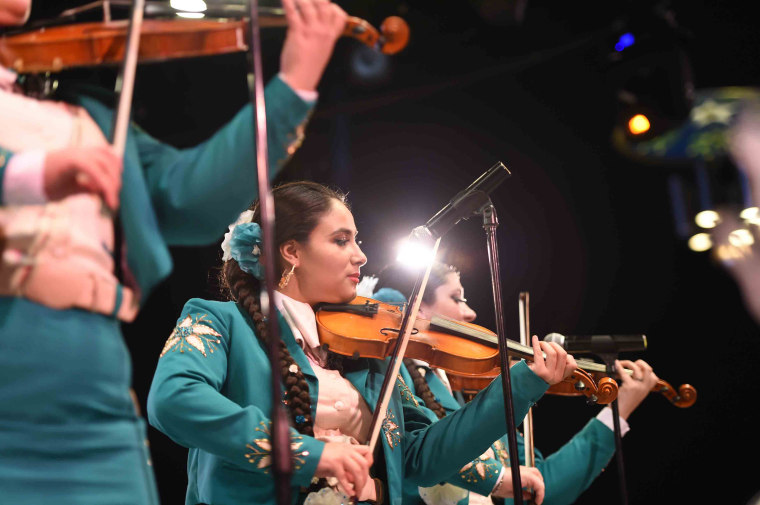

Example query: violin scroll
[344,16,409,55]
[545,369,618,405]
[654,379,697,408]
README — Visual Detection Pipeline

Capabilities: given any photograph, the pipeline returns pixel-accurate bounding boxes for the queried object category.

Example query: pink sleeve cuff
[3,150,47,205]
[596,407,630,436]
[277,73,319,103]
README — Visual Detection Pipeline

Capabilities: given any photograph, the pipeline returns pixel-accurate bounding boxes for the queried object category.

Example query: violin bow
[242,1,292,504]
[109,0,143,158]
[518,292,536,503]
[366,233,441,452]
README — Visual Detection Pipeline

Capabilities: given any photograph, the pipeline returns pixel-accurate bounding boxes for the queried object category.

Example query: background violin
[0,8,409,73]
[446,356,697,408]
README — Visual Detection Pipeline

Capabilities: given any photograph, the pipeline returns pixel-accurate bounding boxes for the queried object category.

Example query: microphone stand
[598,353,628,505]
[246,1,291,504]
[481,203,524,505]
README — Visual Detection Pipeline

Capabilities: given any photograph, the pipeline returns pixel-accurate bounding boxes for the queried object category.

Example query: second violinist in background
[369,261,659,505]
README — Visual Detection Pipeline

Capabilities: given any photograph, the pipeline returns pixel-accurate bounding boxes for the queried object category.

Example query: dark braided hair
[220,181,348,436]
[403,359,447,420]
[376,261,460,417]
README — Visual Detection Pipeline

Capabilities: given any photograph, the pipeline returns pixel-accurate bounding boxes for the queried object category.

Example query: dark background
[26,0,760,504]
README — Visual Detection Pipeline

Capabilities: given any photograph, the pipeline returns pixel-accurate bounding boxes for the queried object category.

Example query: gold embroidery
[459,454,500,483]
[396,375,419,407]
[160,314,222,358]
[245,421,307,471]
[492,439,509,467]
[382,409,402,450]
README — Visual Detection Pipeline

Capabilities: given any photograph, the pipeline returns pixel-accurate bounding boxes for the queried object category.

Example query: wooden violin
[0,12,409,73]
[315,296,617,402]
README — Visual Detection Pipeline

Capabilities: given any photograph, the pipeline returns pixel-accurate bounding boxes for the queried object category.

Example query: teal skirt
[0,297,159,504]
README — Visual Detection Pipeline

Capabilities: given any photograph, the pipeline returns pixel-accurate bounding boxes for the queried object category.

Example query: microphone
[424,162,511,238]
[544,333,647,354]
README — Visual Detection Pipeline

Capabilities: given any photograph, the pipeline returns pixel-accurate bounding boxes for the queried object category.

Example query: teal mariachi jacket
[0,75,312,300]
[147,299,550,505]
[403,362,618,505]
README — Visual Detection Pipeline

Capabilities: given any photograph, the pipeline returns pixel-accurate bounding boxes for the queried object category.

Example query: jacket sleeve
[147,298,324,488]
[136,76,314,246]
[402,361,549,487]
[536,418,616,505]
[0,145,13,205]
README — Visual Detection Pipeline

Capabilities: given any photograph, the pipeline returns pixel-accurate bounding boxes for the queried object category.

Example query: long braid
[403,358,447,420]
[223,260,315,436]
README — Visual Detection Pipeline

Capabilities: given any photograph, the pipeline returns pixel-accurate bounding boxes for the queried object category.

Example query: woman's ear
[279,240,300,267]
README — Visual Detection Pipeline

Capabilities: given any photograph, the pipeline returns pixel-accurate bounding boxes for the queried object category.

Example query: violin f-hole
[379,327,419,336]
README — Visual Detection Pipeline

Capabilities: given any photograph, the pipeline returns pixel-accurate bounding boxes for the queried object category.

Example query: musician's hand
[43,146,122,210]
[491,466,545,504]
[615,359,658,420]
[527,335,577,385]
[280,0,347,92]
[314,442,373,498]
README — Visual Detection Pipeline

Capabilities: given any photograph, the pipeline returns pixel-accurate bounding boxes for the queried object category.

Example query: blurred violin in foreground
[0,3,410,73]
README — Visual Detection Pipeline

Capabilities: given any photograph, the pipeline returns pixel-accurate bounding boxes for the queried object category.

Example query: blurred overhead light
[628,114,651,135]
[695,210,720,229]
[729,228,754,247]
[740,206,759,222]
[170,0,207,12]
[688,232,712,252]
[614,32,635,52]
[176,11,204,18]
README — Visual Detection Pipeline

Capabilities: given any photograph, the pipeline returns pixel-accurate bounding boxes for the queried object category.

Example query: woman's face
[421,272,477,322]
[285,199,367,305]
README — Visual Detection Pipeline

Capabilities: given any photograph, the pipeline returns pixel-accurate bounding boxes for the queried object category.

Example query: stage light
[688,232,712,252]
[170,0,206,12]
[176,11,204,18]
[614,32,635,52]
[627,114,651,135]
[695,209,720,229]
[741,206,759,221]
[396,237,436,270]
[729,228,754,247]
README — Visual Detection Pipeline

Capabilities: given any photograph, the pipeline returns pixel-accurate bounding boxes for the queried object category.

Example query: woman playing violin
[0,0,346,503]
[371,261,660,505]
[147,181,577,505]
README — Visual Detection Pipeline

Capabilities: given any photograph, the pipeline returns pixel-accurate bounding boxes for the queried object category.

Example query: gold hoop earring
[278,264,296,289]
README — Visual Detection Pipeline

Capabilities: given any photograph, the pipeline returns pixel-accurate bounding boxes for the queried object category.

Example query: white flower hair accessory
[221,210,255,261]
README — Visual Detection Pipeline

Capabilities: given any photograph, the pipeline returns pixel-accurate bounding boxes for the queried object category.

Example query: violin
[446,357,697,408]
[0,14,409,73]
[315,296,617,401]
[449,366,619,405]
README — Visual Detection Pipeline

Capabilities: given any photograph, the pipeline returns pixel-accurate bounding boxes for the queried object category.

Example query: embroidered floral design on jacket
[382,409,402,450]
[245,421,307,471]
[492,439,510,467]
[160,314,222,358]
[396,375,419,407]
[459,453,501,483]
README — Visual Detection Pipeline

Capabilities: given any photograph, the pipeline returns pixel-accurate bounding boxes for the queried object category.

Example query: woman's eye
[452,297,467,303]
[335,238,349,246]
